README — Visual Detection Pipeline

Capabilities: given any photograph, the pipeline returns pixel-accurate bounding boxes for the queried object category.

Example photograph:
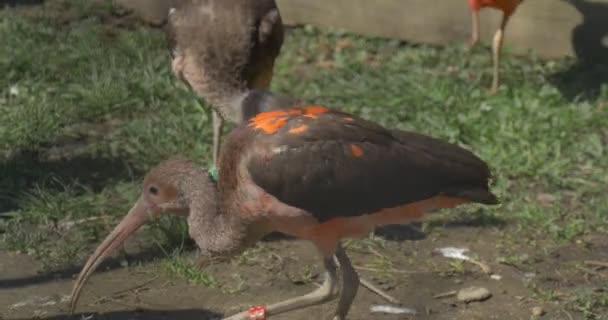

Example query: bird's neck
[185,175,246,257]
[209,89,301,124]
[240,90,302,117]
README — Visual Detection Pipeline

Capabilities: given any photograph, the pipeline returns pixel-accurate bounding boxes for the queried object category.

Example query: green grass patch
[162,252,218,288]
[0,4,607,315]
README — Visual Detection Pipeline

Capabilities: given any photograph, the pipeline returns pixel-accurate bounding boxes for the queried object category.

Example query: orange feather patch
[303,106,329,115]
[288,124,308,134]
[249,106,330,134]
[350,144,363,157]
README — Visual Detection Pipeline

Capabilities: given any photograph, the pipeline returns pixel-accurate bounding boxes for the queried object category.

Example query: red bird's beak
[69,196,152,313]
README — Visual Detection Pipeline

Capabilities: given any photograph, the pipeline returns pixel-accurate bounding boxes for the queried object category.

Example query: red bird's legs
[491,13,511,93]
[470,9,480,48]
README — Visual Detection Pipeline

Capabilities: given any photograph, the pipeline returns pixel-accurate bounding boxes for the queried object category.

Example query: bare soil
[2,226,607,320]
[1,2,607,320]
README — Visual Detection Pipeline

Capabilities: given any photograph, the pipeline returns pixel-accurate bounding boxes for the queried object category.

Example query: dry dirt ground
[2,227,607,320]
[1,1,608,320]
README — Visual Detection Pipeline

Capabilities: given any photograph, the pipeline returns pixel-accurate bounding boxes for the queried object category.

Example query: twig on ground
[467,259,492,274]
[584,260,608,269]
[576,265,607,278]
[89,276,159,306]
[354,265,416,274]
[560,308,575,320]
[433,290,457,299]
[59,215,113,230]
[360,278,401,305]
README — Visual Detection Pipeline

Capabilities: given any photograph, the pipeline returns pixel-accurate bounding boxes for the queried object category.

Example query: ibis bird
[158,0,402,306]
[167,0,285,165]
[69,97,499,319]
[467,0,524,93]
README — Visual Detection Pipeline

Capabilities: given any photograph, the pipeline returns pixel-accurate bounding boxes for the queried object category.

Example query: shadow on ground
[7,309,222,320]
[374,209,507,241]
[0,0,44,7]
[0,150,142,213]
[552,0,608,100]
[374,224,426,241]
[0,244,172,289]
[429,211,507,229]
[1,210,506,289]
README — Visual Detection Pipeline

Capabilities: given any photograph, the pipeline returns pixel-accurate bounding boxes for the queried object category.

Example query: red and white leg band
[248,305,266,320]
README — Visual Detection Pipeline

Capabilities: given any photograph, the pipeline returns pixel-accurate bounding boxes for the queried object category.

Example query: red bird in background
[468,0,524,93]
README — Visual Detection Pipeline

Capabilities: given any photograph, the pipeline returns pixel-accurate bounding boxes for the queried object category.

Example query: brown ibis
[69,96,499,319]
[467,0,524,93]
[167,0,285,165]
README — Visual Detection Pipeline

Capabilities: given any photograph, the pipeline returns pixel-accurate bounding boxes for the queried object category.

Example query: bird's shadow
[7,309,221,320]
[374,223,427,241]
[550,0,608,101]
[372,211,507,242]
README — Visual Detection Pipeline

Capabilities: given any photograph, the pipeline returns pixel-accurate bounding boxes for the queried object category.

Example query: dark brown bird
[69,96,499,319]
[167,0,285,165]
[467,0,524,93]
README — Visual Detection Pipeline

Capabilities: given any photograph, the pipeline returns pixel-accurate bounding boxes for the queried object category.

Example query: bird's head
[166,0,283,103]
[68,159,212,313]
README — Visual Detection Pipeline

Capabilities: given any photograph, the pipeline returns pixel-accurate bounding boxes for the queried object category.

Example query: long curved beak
[69,196,151,313]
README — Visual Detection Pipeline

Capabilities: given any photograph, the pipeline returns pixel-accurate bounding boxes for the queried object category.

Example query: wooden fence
[116,0,608,62]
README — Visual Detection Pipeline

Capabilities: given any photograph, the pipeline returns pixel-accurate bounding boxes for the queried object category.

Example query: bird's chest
[476,0,520,12]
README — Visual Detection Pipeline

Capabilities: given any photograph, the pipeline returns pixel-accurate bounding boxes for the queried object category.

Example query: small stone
[380,282,396,291]
[532,306,545,317]
[490,274,502,280]
[456,286,492,303]
[9,85,19,96]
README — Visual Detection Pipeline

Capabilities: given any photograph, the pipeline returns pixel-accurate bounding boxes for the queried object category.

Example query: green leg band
[208,166,219,182]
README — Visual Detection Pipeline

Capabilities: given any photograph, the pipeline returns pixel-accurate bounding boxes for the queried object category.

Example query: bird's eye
[149,186,159,195]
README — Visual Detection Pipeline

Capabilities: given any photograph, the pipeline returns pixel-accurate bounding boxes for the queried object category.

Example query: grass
[162,253,218,288]
[0,1,607,318]
[568,287,608,320]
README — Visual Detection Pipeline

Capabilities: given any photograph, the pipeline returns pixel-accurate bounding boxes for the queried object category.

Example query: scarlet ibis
[167,0,284,165]
[467,0,524,93]
[69,98,499,319]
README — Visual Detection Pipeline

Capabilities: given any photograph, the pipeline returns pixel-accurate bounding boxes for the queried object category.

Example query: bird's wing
[238,106,497,221]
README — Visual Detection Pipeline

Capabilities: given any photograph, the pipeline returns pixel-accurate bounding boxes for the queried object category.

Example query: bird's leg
[212,110,224,166]
[332,243,359,320]
[333,244,400,314]
[223,256,339,320]
[469,10,480,49]
[491,14,510,94]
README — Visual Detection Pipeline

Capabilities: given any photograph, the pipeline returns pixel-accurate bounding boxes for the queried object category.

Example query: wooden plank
[113,0,608,61]
[276,0,608,61]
